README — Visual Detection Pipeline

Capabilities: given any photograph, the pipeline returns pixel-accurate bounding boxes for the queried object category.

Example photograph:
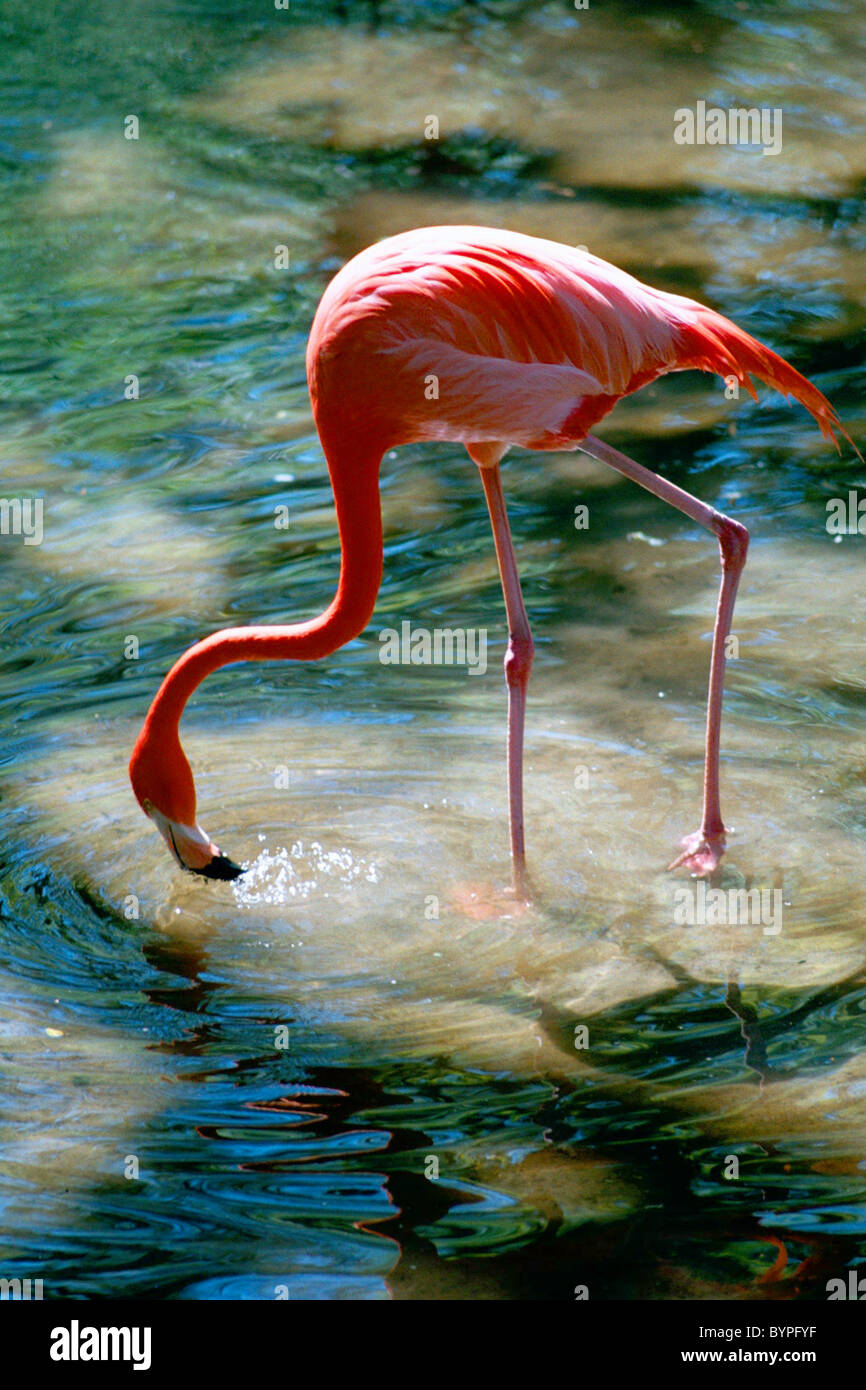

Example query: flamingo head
[129,729,243,881]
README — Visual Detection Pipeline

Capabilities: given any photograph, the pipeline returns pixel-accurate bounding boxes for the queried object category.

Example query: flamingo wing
[383,334,607,450]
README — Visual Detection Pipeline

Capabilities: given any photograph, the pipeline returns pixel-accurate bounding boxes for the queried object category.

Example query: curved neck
[144,434,384,738]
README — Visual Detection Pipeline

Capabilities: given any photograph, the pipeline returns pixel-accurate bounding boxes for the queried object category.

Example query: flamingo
[129,225,852,895]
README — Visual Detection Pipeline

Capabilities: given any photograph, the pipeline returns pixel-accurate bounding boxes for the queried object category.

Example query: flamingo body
[130,225,850,884]
[308,226,846,458]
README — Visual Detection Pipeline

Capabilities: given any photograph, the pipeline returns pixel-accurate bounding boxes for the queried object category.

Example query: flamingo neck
[142,433,385,739]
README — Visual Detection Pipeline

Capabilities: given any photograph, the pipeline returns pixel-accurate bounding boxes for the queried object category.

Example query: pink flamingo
[130,226,851,895]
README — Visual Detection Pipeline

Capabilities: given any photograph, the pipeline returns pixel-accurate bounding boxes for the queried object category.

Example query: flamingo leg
[478,462,535,900]
[579,433,749,876]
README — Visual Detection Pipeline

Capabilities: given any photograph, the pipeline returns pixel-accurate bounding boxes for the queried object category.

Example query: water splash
[233,840,380,907]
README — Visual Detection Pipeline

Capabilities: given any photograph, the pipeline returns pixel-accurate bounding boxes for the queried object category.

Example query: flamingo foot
[667,828,726,877]
[451,878,534,919]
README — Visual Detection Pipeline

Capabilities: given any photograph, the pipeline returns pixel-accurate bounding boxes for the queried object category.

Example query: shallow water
[1,0,865,1299]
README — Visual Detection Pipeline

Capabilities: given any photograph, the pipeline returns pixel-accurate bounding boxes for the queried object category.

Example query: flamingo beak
[146,805,244,881]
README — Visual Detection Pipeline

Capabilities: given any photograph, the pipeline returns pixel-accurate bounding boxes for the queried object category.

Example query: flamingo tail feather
[676,307,860,458]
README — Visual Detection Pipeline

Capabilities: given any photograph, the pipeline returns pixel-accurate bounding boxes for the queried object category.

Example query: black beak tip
[194,852,245,882]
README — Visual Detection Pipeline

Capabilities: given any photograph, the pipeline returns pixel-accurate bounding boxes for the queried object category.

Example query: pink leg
[579,433,749,876]
[479,462,535,900]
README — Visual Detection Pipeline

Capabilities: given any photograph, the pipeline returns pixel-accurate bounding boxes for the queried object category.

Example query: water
[1,0,865,1299]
